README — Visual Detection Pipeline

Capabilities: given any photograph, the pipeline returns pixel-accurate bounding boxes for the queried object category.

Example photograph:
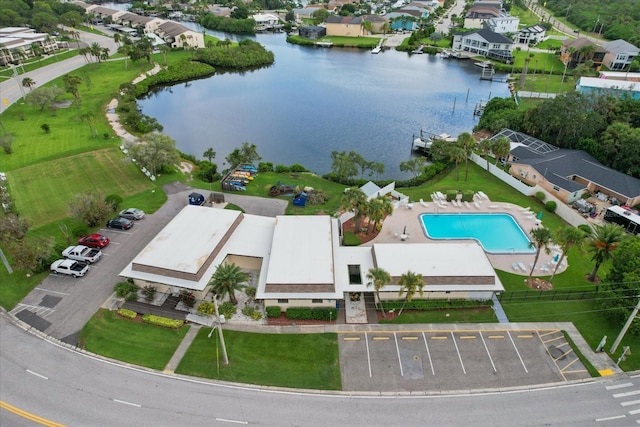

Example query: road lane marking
[460,335,476,339]
[373,337,389,340]
[365,333,372,378]
[431,336,448,340]
[343,337,360,341]
[542,336,564,344]
[561,357,580,372]
[488,335,504,339]
[507,331,528,373]
[480,332,497,373]
[34,288,69,295]
[538,330,561,338]
[401,336,418,340]
[620,400,640,407]
[216,418,248,424]
[614,390,640,398]
[113,399,141,407]
[629,408,640,415]
[595,415,626,422]
[422,332,435,376]
[451,332,466,374]
[517,335,533,338]
[26,369,48,380]
[0,400,65,427]
[606,382,633,390]
[394,332,404,377]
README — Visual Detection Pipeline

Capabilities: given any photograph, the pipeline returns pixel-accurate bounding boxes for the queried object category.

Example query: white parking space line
[26,369,48,380]
[215,417,248,425]
[451,332,466,374]
[507,331,528,373]
[629,409,640,415]
[422,332,435,376]
[34,288,69,295]
[595,415,626,422]
[607,383,634,390]
[614,390,640,398]
[621,400,640,407]
[365,333,372,378]
[101,229,133,235]
[113,399,141,408]
[480,332,497,373]
[394,332,404,377]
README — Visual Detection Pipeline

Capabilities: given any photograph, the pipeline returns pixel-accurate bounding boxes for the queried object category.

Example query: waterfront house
[560,38,605,68]
[452,28,513,62]
[155,21,204,48]
[325,15,386,36]
[575,77,640,100]
[298,26,327,40]
[601,39,639,71]
[493,128,640,206]
[483,16,519,34]
[517,24,546,45]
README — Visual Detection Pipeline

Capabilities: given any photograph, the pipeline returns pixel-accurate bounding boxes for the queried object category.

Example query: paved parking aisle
[339,328,583,392]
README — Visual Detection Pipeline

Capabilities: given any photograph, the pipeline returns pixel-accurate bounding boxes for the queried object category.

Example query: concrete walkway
[491,294,509,323]
[164,324,201,373]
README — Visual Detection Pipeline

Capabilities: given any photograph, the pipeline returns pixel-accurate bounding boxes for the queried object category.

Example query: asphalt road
[0,30,117,114]
[2,313,639,426]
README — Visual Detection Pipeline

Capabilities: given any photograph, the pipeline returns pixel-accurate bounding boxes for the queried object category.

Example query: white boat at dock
[411,45,424,54]
[412,131,458,154]
[474,61,494,69]
[371,46,382,54]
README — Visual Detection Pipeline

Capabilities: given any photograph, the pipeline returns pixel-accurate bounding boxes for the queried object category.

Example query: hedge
[266,306,282,318]
[142,314,184,329]
[286,307,337,320]
[382,299,492,311]
[117,308,137,319]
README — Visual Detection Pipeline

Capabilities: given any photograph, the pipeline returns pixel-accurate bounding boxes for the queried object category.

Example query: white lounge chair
[518,262,527,271]
[512,263,520,271]
[420,199,428,207]
[464,201,471,209]
[474,201,480,209]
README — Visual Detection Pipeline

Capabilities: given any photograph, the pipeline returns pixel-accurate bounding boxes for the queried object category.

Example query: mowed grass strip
[8,148,154,225]
[176,328,342,390]
[379,307,498,324]
[79,309,189,371]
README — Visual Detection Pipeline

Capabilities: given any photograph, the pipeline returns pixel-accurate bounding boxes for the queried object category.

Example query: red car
[78,234,110,248]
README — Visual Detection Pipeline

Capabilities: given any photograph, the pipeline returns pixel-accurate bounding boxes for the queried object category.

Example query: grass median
[176,328,342,390]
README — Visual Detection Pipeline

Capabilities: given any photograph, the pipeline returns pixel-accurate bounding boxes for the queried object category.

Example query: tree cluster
[329,151,385,182]
[0,0,84,33]
[200,14,257,35]
[339,188,394,235]
[225,142,261,167]
[195,39,275,69]
[542,0,640,47]
[475,94,640,178]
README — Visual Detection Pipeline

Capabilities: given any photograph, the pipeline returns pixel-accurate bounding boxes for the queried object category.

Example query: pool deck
[364,198,567,277]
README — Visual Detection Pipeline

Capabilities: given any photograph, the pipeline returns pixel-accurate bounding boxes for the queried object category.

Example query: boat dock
[440,49,473,60]
[316,41,333,48]
[371,38,385,54]
[412,130,458,155]
[473,102,487,116]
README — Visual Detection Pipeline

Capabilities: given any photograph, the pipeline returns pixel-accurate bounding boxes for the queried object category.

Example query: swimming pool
[420,213,535,254]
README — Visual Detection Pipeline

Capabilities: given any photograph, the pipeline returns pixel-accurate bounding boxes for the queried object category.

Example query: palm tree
[22,77,36,91]
[361,19,373,37]
[209,263,249,305]
[366,196,393,234]
[528,227,552,278]
[457,132,475,181]
[203,147,216,162]
[477,138,493,171]
[366,267,391,318]
[448,140,466,181]
[340,187,368,234]
[113,33,122,48]
[491,136,511,166]
[549,227,585,283]
[586,223,625,283]
[158,44,170,66]
[117,44,132,69]
[90,42,102,63]
[398,271,424,316]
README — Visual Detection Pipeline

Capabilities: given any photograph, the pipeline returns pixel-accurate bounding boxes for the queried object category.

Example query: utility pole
[212,297,229,364]
[610,297,640,354]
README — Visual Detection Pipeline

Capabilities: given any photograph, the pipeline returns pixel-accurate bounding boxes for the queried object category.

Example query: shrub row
[323,162,450,188]
[266,306,282,318]
[382,299,491,311]
[117,308,137,319]
[286,307,337,321]
[142,314,184,329]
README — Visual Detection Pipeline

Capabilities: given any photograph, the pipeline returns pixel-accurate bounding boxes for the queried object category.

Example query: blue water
[138,25,511,179]
[420,213,535,254]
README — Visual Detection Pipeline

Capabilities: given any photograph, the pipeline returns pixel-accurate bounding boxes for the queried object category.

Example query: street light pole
[212,297,229,365]
[609,297,640,354]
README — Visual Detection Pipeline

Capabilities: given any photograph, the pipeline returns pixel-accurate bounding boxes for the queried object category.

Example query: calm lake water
[137,25,510,179]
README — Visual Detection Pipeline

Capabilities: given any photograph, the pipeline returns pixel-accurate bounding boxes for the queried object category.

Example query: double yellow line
[0,400,65,426]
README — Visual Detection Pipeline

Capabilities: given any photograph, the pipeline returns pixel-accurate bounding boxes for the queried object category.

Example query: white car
[51,259,90,278]
[119,208,145,220]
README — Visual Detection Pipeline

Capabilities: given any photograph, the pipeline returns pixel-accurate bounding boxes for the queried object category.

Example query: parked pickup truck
[50,259,90,278]
[62,245,102,263]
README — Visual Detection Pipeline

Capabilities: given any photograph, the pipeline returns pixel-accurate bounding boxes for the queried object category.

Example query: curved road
[0,30,117,114]
[2,313,639,426]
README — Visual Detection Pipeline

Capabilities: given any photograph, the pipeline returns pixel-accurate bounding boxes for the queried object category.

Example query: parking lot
[338,328,591,392]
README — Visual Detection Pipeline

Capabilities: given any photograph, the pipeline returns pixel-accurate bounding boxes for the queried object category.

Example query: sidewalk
[164,324,200,373]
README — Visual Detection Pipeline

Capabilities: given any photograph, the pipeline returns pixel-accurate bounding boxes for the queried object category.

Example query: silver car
[119,208,145,220]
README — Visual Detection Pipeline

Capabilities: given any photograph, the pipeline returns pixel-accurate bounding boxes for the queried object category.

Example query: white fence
[469,153,588,228]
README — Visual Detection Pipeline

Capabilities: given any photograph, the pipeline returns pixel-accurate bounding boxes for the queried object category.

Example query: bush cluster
[545,201,557,212]
[114,281,139,301]
[258,162,274,172]
[179,290,196,308]
[266,306,281,318]
[195,39,274,68]
[197,301,215,316]
[241,305,262,320]
[323,162,449,188]
[219,301,237,319]
[286,307,337,321]
[134,61,215,96]
[383,299,491,311]
[142,314,184,329]
[117,308,138,319]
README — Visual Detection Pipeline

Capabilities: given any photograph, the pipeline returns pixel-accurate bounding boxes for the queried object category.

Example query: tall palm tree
[113,33,122,48]
[477,138,493,171]
[491,136,511,166]
[366,267,391,318]
[528,227,552,278]
[448,140,466,181]
[340,187,368,234]
[397,271,424,316]
[457,132,475,181]
[366,196,393,234]
[203,147,216,162]
[549,227,585,283]
[586,223,625,283]
[158,44,170,66]
[209,263,249,305]
[22,77,36,91]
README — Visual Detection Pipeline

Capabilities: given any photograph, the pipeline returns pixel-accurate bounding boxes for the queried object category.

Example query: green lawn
[79,309,190,370]
[379,307,497,324]
[518,73,574,93]
[176,328,342,390]
[510,5,542,27]
[321,36,380,48]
